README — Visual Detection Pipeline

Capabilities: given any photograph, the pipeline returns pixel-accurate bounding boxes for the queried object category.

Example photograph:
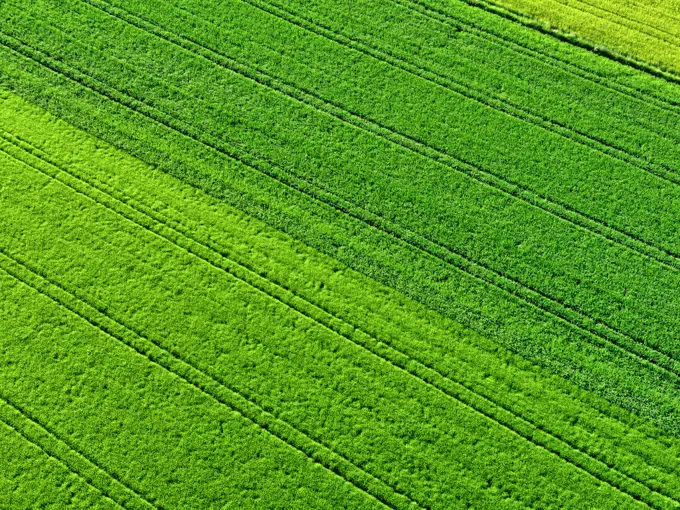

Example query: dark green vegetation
[3,89,680,508]
[3,0,680,434]
[3,0,680,506]
[490,0,680,77]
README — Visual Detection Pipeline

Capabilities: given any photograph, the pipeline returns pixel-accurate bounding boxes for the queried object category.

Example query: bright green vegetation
[0,404,119,510]
[5,0,680,504]
[3,0,680,437]
[487,0,680,75]
[3,91,680,507]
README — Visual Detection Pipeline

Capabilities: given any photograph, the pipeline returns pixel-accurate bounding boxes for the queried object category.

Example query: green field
[487,0,680,76]
[8,90,680,507]
[2,0,680,507]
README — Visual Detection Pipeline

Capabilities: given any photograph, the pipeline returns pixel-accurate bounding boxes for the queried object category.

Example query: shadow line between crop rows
[0,121,677,508]
[0,247,419,510]
[222,0,680,188]
[77,0,680,278]
[17,5,680,381]
[0,395,153,509]
[2,28,680,395]
[157,0,680,273]
[7,26,680,381]
[449,0,680,86]
[551,0,680,47]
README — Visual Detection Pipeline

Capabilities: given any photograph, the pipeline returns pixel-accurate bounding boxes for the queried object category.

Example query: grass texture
[486,0,680,76]
[2,0,680,505]
[2,0,680,435]
[3,89,680,508]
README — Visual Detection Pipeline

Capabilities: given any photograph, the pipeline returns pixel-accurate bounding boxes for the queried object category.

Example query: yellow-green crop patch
[4,0,680,435]
[487,0,680,75]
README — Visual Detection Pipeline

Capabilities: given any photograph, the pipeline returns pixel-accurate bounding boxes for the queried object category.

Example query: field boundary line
[5,29,680,378]
[391,0,680,111]
[63,1,680,366]
[0,248,420,510]
[0,156,659,510]
[171,0,680,194]
[623,0,680,25]
[0,395,154,510]
[78,0,680,277]
[553,0,680,47]
[229,0,680,184]
[2,126,679,508]
[3,31,680,388]
[384,0,680,145]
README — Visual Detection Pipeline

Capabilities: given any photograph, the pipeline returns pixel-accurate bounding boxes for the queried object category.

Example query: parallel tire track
[267,0,680,114]
[2,121,679,508]
[3,31,680,389]
[1,0,680,506]
[173,0,680,191]
[384,0,680,144]
[0,396,154,509]
[59,3,680,367]
[388,0,680,109]
[78,0,680,278]
[554,0,680,47]
[0,146,669,510]
[623,0,680,26]
[102,0,680,271]
[0,248,419,510]
[230,0,680,184]
[450,0,680,87]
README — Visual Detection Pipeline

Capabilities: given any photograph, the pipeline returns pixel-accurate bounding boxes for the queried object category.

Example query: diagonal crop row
[176,0,680,189]
[24,0,680,288]
[449,0,680,87]
[27,7,680,297]
[72,1,680,274]
[1,121,679,508]
[4,130,673,499]
[553,0,680,46]
[3,30,680,393]
[6,0,680,504]
[80,0,680,278]
[3,135,524,509]
[4,131,677,501]
[0,136,434,509]
[623,0,680,25]
[0,393,155,510]
[391,0,680,109]
[0,149,651,509]
[0,247,421,510]
[271,0,680,114]
[170,0,680,191]
[41,4,680,362]
[381,0,680,140]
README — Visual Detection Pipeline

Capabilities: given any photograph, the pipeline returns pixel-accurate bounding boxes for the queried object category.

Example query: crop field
[2,0,680,507]
[489,0,680,75]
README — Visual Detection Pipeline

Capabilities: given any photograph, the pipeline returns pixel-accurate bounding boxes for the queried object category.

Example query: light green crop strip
[489,0,680,74]
[1,90,680,507]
